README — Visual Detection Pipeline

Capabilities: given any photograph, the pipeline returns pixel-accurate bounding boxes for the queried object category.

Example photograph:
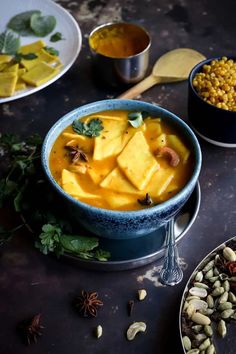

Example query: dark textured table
[1,1,236,353]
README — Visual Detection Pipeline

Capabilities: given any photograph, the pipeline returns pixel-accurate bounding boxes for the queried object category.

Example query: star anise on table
[18,313,44,345]
[65,145,88,163]
[74,290,103,317]
[137,193,153,206]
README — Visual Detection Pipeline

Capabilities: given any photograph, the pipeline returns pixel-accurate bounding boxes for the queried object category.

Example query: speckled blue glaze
[42,99,202,239]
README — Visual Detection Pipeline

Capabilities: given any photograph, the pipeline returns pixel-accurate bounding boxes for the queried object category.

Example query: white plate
[0,0,82,103]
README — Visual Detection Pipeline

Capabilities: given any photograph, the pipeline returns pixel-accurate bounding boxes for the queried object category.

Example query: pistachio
[186,350,200,354]
[221,309,235,319]
[212,280,221,288]
[228,291,236,303]
[206,295,214,309]
[211,287,224,297]
[95,325,103,338]
[191,325,203,333]
[182,336,192,351]
[189,287,208,298]
[205,269,214,280]
[202,260,215,273]
[206,344,216,354]
[195,271,204,282]
[218,302,232,311]
[199,338,211,351]
[222,280,230,292]
[126,322,146,341]
[223,247,236,262]
[218,291,228,304]
[191,312,211,325]
[218,319,227,337]
[189,299,208,311]
[138,289,147,301]
[204,325,213,337]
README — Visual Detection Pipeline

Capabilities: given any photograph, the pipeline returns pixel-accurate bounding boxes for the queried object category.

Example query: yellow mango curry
[50,110,193,211]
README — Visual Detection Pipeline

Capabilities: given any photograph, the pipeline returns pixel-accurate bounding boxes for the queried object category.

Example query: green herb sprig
[128,111,150,128]
[0,133,110,261]
[72,118,104,138]
[50,32,64,42]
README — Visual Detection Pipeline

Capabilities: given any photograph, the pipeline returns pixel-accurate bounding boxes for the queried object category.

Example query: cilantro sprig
[72,118,104,138]
[0,133,110,261]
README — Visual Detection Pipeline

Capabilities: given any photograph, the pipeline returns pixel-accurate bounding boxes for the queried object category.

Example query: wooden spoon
[118,48,206,99]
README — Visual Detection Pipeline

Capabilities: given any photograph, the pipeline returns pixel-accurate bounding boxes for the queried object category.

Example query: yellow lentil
[193,57,236,111]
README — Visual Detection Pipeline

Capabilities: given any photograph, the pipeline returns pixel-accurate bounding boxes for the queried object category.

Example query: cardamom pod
[218,319,227,337]
[186,303,196,318]
[228,291,236,303]
[204,325,213,337]
[195,271,204,282]
[213,267,220,276]
[194,282,209,290]
[191,312,211,325]
[206,295,214,309]
[206,344,216,354]
[191,325,203,333]
[186,349,200,354]
[212,280,221,288]
[189,299,208,311]
[218,291,228,304]
[211,287,224,297]
[202,260,215,273]
[218,301,232,311]
[222,280,230,292]
[208,276,219,283]
[199,338,211,351]
[223,247,236,262]
[205,269,214,280]
[182,336,192,351]
[221,309,235,319]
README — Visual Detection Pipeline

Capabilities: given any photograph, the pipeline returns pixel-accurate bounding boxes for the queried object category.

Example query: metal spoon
[118,48,206,99]
[159,217,183,286]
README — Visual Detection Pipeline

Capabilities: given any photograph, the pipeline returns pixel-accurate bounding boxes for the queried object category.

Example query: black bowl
[188,57,236,147]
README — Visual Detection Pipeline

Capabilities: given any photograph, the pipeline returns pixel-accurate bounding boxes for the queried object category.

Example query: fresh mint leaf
[94,249,111,261]
[128,111,150,128]
[44,46,59,56]
[30,13,56,37]
[60,234,99,253]
[14,52,38,63]
[72,118,104,138]
[7,10,41,36]
[0,31,20,55]
[50,32,64,42]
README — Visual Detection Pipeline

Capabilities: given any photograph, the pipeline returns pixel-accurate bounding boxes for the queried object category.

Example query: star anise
[18,313,44,345]
[65,145,88,163]
[137,193,153,206]
[74,290,103,317]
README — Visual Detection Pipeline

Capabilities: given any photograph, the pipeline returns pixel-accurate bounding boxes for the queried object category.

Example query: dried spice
[18,313,44,345]
[225,261,236,275]
[65,145,88,163]
[137,193,153,206]
[74,290,103,317]
[127,300,134,316]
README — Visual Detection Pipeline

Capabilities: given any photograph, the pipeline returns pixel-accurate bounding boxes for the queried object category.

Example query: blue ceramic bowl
[42,99,202,239]
[188,57,236,147]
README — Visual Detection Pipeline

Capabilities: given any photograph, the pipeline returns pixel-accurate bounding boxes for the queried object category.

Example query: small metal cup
[88,22,151,86]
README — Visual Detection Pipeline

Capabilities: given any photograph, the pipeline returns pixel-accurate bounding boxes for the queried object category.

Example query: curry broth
[49,110,193,211]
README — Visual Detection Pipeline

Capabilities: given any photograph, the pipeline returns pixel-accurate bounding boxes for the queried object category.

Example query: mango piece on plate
[100,167,142,195]
[61,169,99,199]
[19,40,46,54]
[147,167,175,197]
[0,55,12,64]
[63,132,94,153]
[167,135,190,163]
[22,62,59,87]
[4,63,19,73]
[106,193,135,209]
[93,119,127,160]
[0,72,17,96]
[21,48,61,70]
[117,131,159,190]
[15,83,26,91]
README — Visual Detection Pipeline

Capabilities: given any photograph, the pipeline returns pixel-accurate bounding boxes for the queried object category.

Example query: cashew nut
[127,322,146,340]
[156,146,180,167]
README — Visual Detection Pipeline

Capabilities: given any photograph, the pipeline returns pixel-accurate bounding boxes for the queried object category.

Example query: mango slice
[19,40,46,54]
[88,163,114,185]
[15,83,26,91]
[21,49,61,70]
[61,169,99,199]
[105,193,135,209]
[4,63,19,73]
[117,131,159,190]
[0,72,17,96]
[146,168,175,197]
[0,55,12,64]
[22,62,59,87]
[149,133,167,152]
[167,135,190,163]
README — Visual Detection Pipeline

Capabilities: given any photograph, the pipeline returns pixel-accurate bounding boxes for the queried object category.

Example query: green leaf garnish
[50,32,64,42]
[0,31,20,54]
[7,10,41,36]
[30,13,56,37]
[14,52,38,63]
[128,111,150,128]
[72,118,104,137]
[44,46,59,56]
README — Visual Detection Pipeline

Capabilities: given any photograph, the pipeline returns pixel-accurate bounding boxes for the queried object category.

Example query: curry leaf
[7,10,41,36]
[0,31,20,54]
[72,118,104,137]
[30,13,56,37]
[50,32,64,42]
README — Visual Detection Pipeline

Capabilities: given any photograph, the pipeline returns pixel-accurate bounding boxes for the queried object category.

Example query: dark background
[1,0,236,353]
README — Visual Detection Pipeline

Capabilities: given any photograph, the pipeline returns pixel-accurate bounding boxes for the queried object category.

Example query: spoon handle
[118,75,160,99]
[159,218,183,286]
